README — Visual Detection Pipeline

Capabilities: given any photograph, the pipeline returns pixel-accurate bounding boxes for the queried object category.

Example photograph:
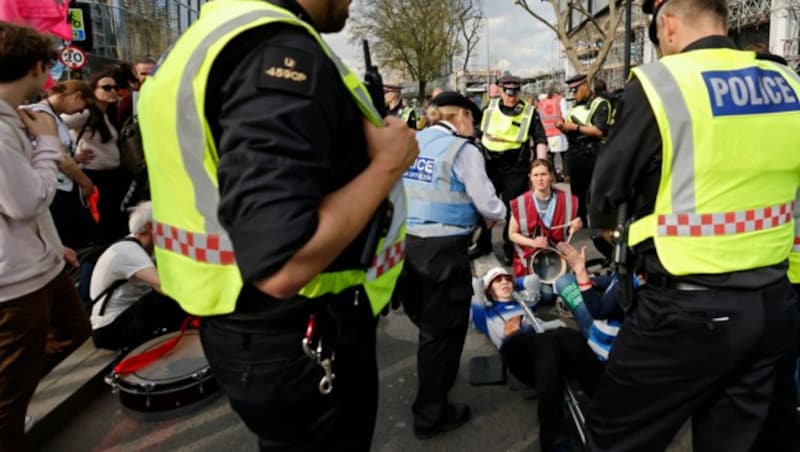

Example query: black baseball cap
[430,91,482,124]
[643,0,670,45]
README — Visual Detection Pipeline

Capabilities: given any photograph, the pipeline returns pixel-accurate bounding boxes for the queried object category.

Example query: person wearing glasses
[400,91,506,439]
[63,71,129,242]
[475,74,549,265]
[555,74,611,226]
[587,0,800,449]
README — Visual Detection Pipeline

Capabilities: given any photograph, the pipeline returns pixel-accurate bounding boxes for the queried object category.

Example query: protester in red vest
[539,88,569,180]
[508,159,582,279]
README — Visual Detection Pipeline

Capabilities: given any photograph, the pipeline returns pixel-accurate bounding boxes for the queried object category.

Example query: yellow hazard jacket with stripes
[628,48,800,276]
[566,96,611,144]
[480,99,536,152]
[138,0,406,316]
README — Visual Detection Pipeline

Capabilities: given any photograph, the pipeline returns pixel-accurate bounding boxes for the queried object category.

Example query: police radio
[362,40,388,117]
[612,202,634,312]
[358,40,392,268]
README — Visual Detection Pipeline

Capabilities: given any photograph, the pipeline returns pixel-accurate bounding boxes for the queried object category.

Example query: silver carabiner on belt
[302,315,336,395]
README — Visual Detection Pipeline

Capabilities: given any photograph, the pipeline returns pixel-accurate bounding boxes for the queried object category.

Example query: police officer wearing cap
[477,74,549,264]
[556,74,611,225]
[137,0,419,450]
[385,84,418,129]
[587,0,800,448]
[400,91,506,439]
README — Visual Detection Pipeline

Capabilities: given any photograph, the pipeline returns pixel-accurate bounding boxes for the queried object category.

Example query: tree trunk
[418,80,427,102]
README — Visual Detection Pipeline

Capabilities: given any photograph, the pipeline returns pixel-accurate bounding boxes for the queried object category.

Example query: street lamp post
[623,0,633,78]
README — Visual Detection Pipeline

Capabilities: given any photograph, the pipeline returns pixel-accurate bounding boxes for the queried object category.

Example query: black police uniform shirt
[565,94,611,150]
[487,102,548,170]
[205,0,374,318]
[589,35,788,288]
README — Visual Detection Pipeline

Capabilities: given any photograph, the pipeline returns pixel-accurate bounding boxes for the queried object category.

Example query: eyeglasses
[99,84,117,92]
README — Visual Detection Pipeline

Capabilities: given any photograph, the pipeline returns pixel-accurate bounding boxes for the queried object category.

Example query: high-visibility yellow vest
[480,99,535,152]
[628,48,800,275]
[566,96,611,143]
[138,0,406,316]
[789,189,800,283]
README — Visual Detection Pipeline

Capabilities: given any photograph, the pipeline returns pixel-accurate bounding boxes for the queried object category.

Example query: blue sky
[325,0,564,81]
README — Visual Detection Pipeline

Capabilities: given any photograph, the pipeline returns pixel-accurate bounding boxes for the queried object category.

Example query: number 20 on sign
[60,46,87,71]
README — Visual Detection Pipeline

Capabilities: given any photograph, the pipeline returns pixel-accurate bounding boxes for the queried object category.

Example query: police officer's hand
[363,117,418,179]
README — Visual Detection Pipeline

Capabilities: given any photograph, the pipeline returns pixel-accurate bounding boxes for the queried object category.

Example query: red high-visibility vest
[539,96,564,138]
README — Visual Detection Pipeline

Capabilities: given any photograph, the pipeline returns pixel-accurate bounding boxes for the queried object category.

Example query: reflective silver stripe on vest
[177,8,296,237]
[564,192,573,224]
[480,98,500,132]
[154,221,236,264]
[514,105,535,143]
[513,193,529,268]
[405,139,474,204]
[656,201,794,237]
[175,7,381,243]
[636,62,696,213]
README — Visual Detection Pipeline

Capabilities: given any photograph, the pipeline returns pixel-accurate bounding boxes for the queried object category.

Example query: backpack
[118,114,147,176]
[78,237,145,314]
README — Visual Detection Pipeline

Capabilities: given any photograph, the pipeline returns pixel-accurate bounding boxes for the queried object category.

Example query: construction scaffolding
[727,0,772,31]
[780,0,800,66]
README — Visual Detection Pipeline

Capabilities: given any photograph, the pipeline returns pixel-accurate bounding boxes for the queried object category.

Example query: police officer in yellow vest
[137,0,419,450]
[477,74,548,264]
[587,0,800,449]
[385,84,418,129]
[556,74,611,225]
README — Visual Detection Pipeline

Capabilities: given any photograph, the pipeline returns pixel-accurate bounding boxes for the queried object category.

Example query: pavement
[37,185,693,451]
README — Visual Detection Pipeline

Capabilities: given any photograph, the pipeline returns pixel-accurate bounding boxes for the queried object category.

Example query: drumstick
[566,230,574,244]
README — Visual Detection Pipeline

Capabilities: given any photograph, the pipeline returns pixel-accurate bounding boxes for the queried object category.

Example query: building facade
[73,0,206,70]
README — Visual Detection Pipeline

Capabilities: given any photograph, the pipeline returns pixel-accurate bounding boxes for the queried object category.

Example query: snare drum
[528,247,568,284]
[105,330,218,413]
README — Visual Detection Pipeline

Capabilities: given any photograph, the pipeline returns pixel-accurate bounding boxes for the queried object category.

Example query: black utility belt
[645,273,712,291]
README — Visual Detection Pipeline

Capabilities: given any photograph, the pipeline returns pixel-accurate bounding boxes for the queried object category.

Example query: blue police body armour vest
[404,126,479,234]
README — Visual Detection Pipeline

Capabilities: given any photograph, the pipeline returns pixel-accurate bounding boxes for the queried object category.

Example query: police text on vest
[702,68,799,116]
[403,157,436,183]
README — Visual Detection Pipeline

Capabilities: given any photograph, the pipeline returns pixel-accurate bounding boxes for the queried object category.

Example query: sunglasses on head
[99,84,117,92]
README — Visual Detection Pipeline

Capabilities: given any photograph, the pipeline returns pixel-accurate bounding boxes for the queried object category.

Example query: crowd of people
[2,0,800,450]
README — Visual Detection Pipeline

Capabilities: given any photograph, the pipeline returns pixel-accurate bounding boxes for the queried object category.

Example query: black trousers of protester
[201,287,379,452]
[500,328,603,452]
[49,186,99,249]
[399,234,473,431]
[477,165,529,260]
[586,278,800,452]
[92,291,188,351]
[565,147,597,226]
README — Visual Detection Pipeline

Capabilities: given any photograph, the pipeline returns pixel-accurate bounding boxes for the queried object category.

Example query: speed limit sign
[59,45,87,71]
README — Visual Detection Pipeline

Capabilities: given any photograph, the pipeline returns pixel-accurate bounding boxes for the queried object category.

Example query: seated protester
[471,267,603,452]
[90,201,186,350]
[508,159,582,303]
[553,242,641,360]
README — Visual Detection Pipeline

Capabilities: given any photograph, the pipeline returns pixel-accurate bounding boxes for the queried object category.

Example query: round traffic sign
[59,46,87,71]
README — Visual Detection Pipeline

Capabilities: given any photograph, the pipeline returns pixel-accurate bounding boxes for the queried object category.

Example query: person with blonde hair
[23,80,98,248]
[400,91,505,439]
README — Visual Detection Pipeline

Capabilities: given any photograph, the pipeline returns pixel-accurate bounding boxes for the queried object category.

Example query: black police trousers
[478,166,529,260]
[587,278,799,452]
[399,235,472,431]
[565,148,597,226]
[200,289,378,452]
